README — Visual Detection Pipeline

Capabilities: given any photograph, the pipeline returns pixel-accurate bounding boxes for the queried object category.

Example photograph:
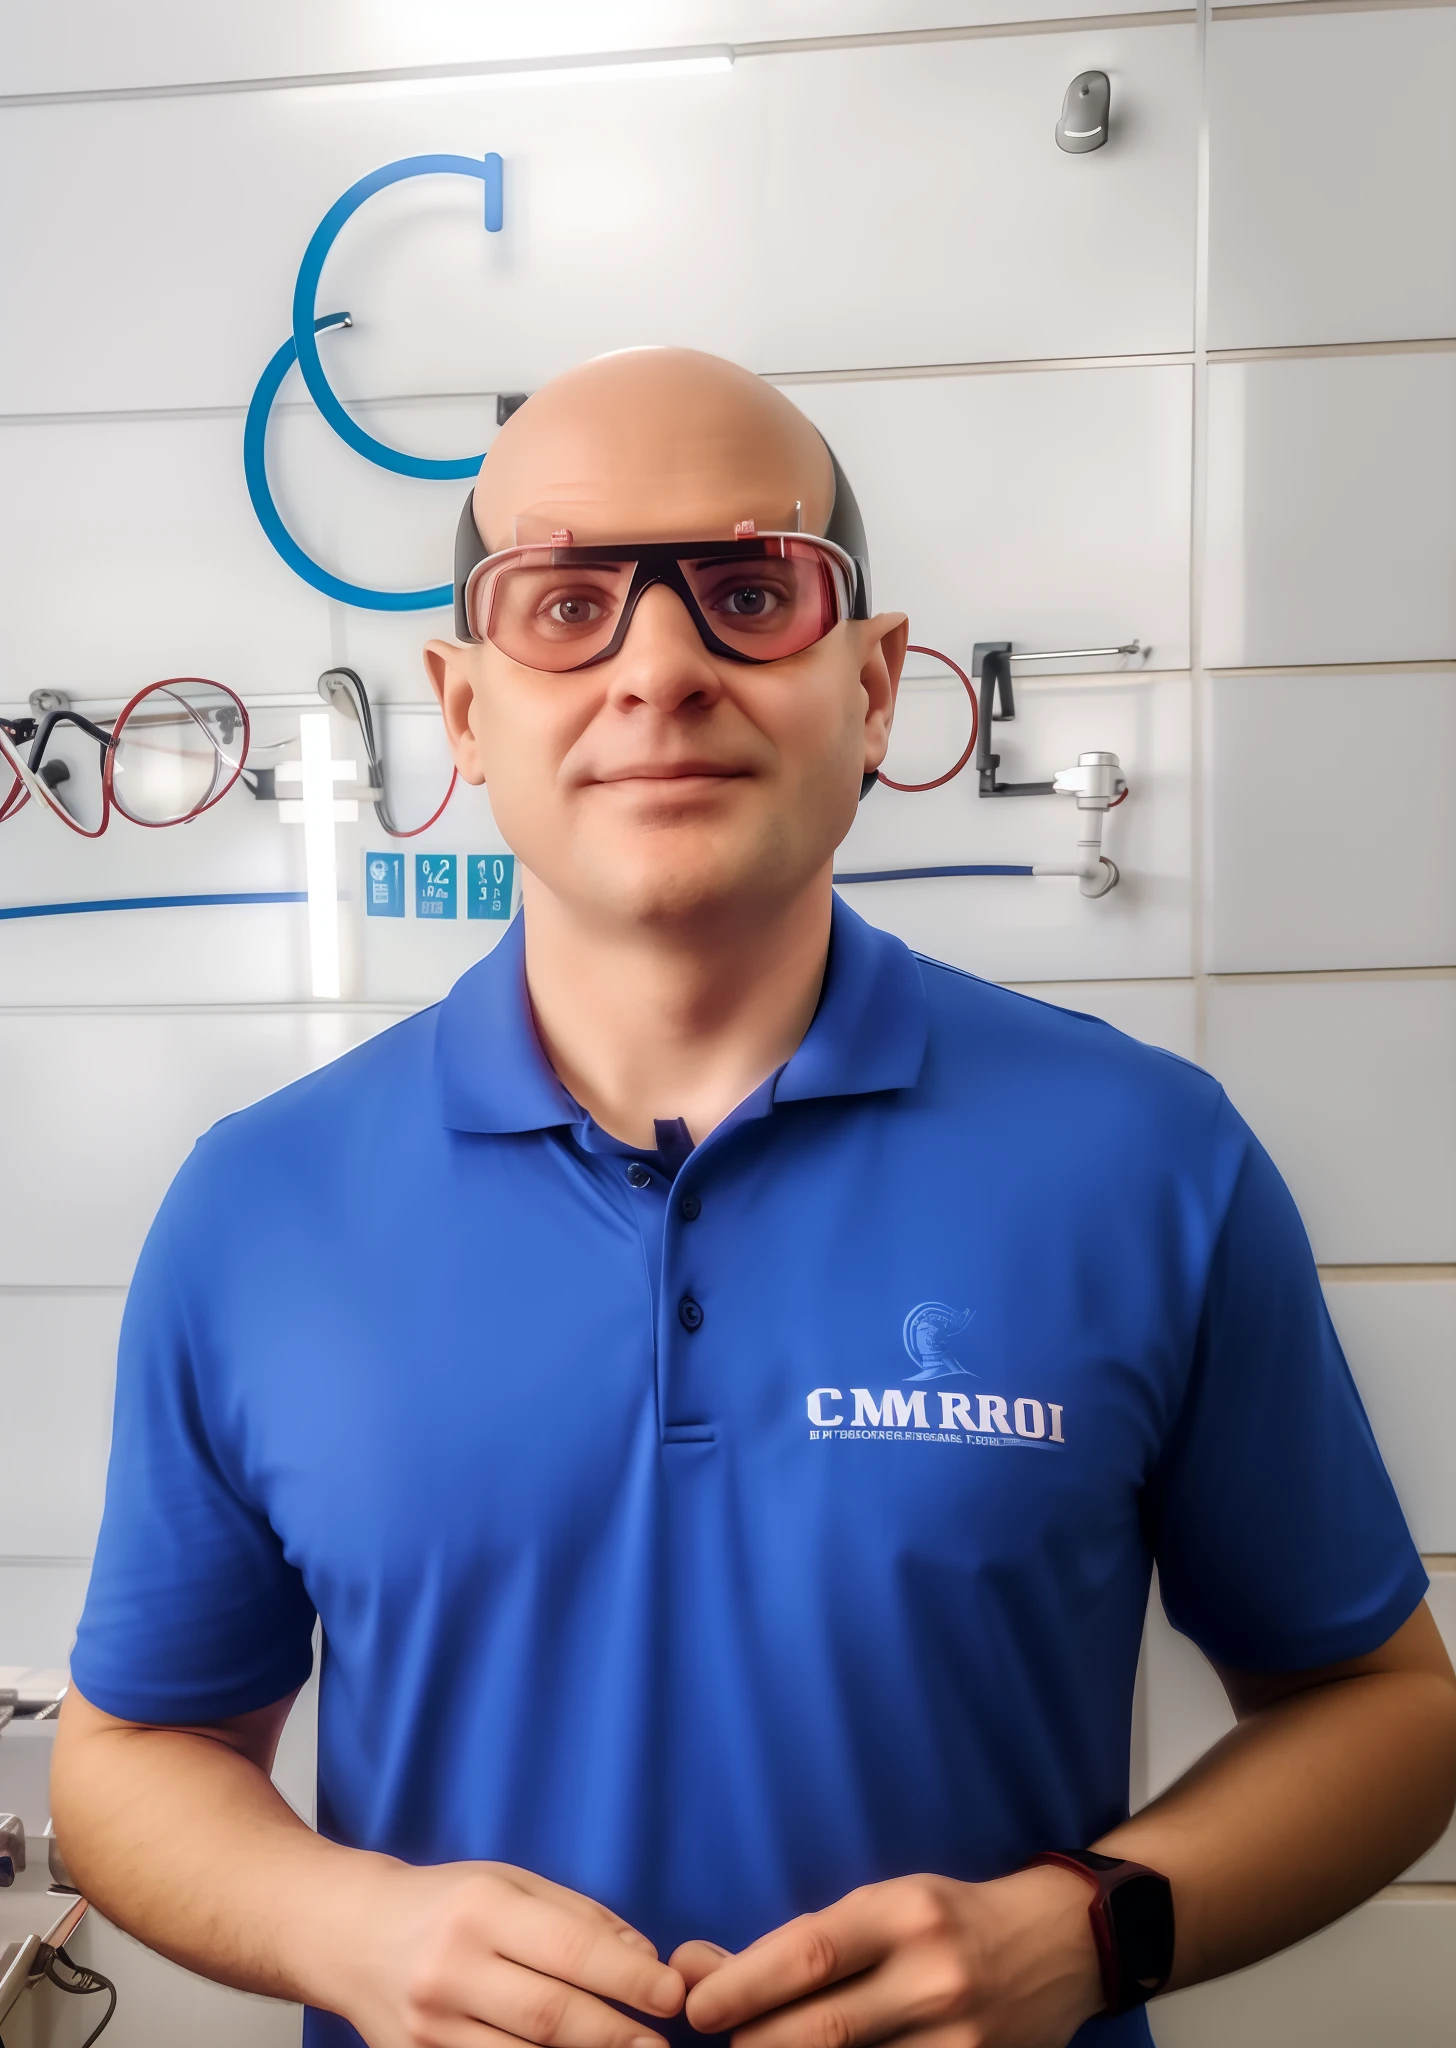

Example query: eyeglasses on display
[0,679,250,837]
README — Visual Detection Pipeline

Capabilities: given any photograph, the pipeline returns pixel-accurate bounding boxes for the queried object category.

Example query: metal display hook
[972,640,1139,799]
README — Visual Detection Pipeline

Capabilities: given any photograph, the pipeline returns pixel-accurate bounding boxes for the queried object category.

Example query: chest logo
[902,1301,975,1382]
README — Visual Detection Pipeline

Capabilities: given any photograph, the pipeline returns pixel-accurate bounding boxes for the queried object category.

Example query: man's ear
[860,611,909,773]
[423,639,487,786]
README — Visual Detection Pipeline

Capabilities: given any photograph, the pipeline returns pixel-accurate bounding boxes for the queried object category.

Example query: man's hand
[673,1868,1102,2048]
[347,1860,685,2048]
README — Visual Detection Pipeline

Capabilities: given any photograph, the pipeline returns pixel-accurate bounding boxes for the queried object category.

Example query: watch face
[1108,1872,1176,1997]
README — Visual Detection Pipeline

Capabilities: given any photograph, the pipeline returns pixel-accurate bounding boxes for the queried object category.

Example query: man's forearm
[51,1690,390,2013]
[52,1689,688,2048]
[1097,1623,1456,1990]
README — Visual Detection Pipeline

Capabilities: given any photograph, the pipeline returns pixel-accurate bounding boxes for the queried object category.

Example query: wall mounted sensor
[1056,71,1110,153]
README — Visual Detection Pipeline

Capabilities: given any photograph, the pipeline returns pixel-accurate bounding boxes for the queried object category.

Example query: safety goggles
[455,515,860,673]
[0,678,249,837]
[315,666,457,838]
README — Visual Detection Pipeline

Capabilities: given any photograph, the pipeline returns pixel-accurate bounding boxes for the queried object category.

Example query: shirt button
[625,1161,652,1188]
[678,1296,704,1332]
[679,1192,701,1221]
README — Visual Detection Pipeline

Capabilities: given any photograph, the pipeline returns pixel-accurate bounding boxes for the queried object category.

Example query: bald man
[55,350,1456,2048]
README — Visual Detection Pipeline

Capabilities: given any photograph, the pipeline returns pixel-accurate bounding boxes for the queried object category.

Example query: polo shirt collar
[435,895,927,1136]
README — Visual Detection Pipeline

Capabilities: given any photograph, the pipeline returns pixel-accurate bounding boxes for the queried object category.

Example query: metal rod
[1009,640,1142,662]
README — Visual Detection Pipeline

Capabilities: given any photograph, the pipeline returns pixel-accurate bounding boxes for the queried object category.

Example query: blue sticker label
[415,853,457,919]
[467,853,516,921]
[365,851,405,918]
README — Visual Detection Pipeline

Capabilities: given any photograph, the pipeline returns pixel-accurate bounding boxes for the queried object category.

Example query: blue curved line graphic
[243,311,453,612]
[290,152,502,481]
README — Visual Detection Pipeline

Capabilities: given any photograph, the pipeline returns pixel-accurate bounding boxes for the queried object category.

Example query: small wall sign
[468,853,516,921]
[364,851,405,917]
[415,853,458,919]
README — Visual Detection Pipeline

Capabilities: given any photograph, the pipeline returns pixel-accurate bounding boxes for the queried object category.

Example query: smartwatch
[1021,1848,1175,2014]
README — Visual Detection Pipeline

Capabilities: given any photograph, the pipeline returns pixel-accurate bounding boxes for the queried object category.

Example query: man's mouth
[591,762,749,785]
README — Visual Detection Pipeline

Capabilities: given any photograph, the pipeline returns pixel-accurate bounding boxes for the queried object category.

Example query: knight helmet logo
[901,1302,975,1383]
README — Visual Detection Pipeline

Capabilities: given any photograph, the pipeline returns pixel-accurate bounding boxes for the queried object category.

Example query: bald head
[473,348,835,554]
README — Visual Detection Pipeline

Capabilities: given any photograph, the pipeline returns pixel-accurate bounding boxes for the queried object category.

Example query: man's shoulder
[177,1004,443,1203]
[910,949,1227,1133]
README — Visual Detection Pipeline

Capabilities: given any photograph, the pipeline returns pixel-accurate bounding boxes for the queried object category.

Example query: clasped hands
[369,1860,1105,2048]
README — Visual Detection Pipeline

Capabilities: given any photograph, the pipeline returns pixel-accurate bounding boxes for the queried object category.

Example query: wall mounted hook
[1056,71,1110,153]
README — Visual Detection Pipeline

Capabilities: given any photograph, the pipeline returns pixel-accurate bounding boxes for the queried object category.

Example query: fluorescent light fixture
[277,712,359,1001]
[289,47,733,103]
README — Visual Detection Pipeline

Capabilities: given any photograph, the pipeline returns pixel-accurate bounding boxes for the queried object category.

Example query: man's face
[425,351,907,933]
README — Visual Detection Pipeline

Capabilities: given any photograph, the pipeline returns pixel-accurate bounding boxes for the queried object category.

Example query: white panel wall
[2,5,1452,2045]
[0,26,1198,414]
[1207,10,1456,348]
[1325,1281,1456,1557]
[1203,352,1456,670]
[1204,977,1456,1265]
[1207,672,1456,974]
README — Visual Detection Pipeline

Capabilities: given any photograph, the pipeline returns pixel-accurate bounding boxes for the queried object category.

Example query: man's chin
[575,823,797,928]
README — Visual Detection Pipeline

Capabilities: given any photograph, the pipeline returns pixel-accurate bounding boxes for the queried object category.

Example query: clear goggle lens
[110,681,247,826]
[473,537,852,673]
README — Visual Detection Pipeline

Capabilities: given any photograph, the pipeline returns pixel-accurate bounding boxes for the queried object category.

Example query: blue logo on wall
[243,152,504,613]
[901,1302,975,1382]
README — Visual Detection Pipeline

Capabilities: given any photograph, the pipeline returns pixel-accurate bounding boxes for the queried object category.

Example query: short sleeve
[70,1192,316,1724]
[1147,1110,1428,1673]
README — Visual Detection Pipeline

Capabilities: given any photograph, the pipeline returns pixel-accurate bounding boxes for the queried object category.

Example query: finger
[404,2016,548,2048]
[493,1869,662,1956]
[728,1948,961,2048]
[409,2013,653,2048]
[669,1940,732,1991]
[483,1883,684,2016]
[685,1902,889,2034]
[434,1954,672,2048]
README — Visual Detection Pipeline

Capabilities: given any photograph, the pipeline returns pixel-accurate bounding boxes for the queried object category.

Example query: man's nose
[603,581,725,712]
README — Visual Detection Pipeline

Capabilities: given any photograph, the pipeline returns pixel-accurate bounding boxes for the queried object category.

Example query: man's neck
[519,877,834,1150]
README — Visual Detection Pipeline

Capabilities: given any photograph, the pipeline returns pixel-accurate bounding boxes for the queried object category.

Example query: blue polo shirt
[73,900,1425,2048]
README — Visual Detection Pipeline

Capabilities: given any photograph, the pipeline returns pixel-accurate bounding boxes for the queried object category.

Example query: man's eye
[715,584,783,620]
[541,593,606,628]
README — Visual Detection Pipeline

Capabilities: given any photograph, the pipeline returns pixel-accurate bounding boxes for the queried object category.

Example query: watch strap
[1021,1848,1174,2015]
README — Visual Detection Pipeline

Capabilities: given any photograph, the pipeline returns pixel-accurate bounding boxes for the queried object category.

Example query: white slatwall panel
[0,1011,400,1285]
[0,29,1198,417]
[1325,1281,1456,1556]
[1207,671,1456,974]
[1204,977,1456,1265]
[0,1293,122,1557]
[1207,10,1456,349]
[1203,352,1456,670]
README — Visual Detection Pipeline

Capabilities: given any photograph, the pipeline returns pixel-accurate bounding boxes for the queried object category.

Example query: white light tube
[278,712,359,1001]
